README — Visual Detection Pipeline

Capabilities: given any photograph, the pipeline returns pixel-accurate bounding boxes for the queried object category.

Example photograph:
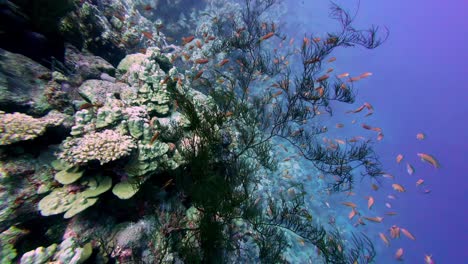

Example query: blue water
[279,0,468,262]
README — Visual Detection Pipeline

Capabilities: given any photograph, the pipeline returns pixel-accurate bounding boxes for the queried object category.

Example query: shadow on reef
[0,0,74,68]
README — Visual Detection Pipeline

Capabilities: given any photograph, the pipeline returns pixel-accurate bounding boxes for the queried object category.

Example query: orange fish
[406,163,415,175]
[305,57,320,64]
[385,211,398,216]
[218,59,230,67]
[317,74,330,82]
[336,123,344,128]
[400,228,416,240]
[392,183,406,192]
[182,35,195,44]
[396,154,404,164]
[193,70,204,81]
[379,233,390,247]
[424,254,435,264]
[348,208,357,219]
[337,72,349,78]
[144,5,153,11]
[359,72,373,79]
[142,31,154,41]
[327,57,336,63]
[417,153,440,168]
[377,133,384,141]
[383,173,394,180]
[395,248,404,261]
[315,87,324,97]
[195,40,202,49]
[367,196,375,209]
[326,68,334,73]
[371,183,379,191]
[259,32,275,41]
[416,179,424,186]
[149,131,160,145]
[363,216,383,223]
[342,202,357,208]
[416,132,426,140]
[390,225,401,238]
[195,58,209,64]
[346,104,366,114]
[335,139,346,145]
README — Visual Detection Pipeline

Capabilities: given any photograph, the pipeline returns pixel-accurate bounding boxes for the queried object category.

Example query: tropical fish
[359,72,373,79]
[195,40,202,49]
[400,228,416,240]
[182,35,195,44]
[395,248,404,261]
[396,154,404,164]
[142,31,155,41]
[416,132,426,140]
[390,225,401,238]
[385,202,391,208]
[377,133,384,141]
[416,179,424,186]
[379,233,390,246]
[316,74,330,82]
[382,173,395,179]
[346,104,366,114]
[195,58,209,64]
[259,32,275,41]
[406,163,415,175]
[326,68,334,73]
[387,194,396,200]
[385,211,398,216]
[341,201,357,208]
[349,208,358,219]
[305,57,320,64]
[149,131,160,145]
[363,216,383,223]
[143,5,153,11]
[417,153,440,168]
[336,123,344,128]
[218,59,230,67]
[337,72,349,78]
[424,254,435,264]
[392,183,406,192]
[371,183,379,191]
[193,70,204,81]
[327,57,336,62]
[367,196,375,209]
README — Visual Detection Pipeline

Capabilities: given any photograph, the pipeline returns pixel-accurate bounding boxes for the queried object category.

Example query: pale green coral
[54,166,84,185]
[20,238,92,264]
[38,174,112,218]
[112,180,140,199]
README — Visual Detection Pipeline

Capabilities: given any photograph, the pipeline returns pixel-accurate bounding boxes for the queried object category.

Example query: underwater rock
[64,43,116,82]
[0,48,52,115]
[77,79,129,105]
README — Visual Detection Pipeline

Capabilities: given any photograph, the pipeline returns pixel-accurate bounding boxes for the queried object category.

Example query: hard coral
[58,129,136,165]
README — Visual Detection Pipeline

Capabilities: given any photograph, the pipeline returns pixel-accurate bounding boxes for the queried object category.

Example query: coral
[0,110,67,146]
[111,180,139,200]
[0,226,29,264]
[38,174,112,219]
[20,238,92,264]
[58,129,136,166]
[54,166,84,185]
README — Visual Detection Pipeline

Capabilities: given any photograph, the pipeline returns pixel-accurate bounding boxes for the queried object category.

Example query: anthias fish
[417,153,440,168]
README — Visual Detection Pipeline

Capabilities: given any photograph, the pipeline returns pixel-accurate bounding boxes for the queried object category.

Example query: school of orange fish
[173,28,438,263]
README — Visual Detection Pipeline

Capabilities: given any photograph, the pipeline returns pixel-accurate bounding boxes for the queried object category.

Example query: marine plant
[129,0,389,262]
